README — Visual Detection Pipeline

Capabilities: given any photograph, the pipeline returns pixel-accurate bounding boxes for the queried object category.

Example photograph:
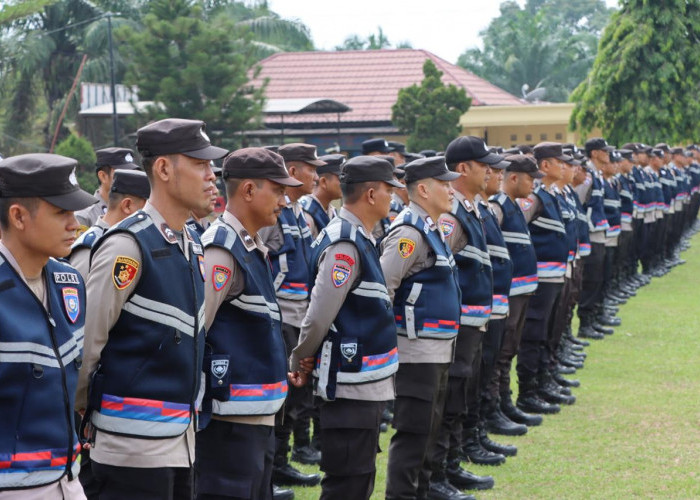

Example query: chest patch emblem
[517,198,533,212]
[398,238,416,258]
[112,256,139,290]
[211,359,229,379]
[439,219,455,237]
[332,263,351,288]
[62,287,80,324]
[213,265,232,292]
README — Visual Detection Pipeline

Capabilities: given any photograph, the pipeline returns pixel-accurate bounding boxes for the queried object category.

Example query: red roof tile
[249,49,524,126]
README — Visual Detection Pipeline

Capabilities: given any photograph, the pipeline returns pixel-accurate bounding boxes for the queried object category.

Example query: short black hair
[0,197,40,229]
[224,177,263,199]
[341,181,380,204]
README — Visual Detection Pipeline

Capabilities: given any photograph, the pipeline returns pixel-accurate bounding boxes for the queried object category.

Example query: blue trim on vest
[602,178,621,237]
[529,186,568,278]
[586,175,609,232]
[300,196,332,232]
[269,206,312,300]
[0,256,84,488]
[480,201,512,315]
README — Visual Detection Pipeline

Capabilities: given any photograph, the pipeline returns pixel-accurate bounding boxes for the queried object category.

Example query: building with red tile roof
[246,49,523,153]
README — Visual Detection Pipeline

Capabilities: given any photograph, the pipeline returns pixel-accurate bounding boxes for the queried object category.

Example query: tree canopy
[335,27,412,51]
[391,59,471,152]
[458,0,613,102]
[570,0,700,145]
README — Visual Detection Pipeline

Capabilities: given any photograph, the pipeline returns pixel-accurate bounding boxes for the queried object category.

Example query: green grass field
[291,235,700,499]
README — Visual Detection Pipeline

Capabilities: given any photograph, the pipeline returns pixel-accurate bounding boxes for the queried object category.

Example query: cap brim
[212,166,223,177]
[302,159,327,167]
[384,179,405,188]
[490,160,510,170]
[528,171,546,179]
[269,176,303,187]
[113,162,141,170]
[558,155,574,162]
[477,152,506,165]
[434,171,462,181]
[183,145,229,160]
[43,189,99,211]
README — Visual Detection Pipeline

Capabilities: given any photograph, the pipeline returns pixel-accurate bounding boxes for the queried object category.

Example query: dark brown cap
[95,147,140,171]
[317,154,346,175]
[0,153,97,210]
[404,156,461,184]
[111,169,151,199]
[505,154,544,178]
[222,147,302,187]
[339,156,403,188]
[278,143,326,167]
[533,142,572,162]
[136,118,228,160]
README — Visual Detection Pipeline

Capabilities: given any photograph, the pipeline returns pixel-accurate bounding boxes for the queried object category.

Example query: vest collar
[222,210,268,256]
[338,207,374,244]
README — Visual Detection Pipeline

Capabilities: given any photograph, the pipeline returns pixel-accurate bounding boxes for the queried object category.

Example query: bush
[55,133,98,193]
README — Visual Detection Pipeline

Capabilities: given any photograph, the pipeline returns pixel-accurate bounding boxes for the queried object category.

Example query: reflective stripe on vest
[92,394,190,437]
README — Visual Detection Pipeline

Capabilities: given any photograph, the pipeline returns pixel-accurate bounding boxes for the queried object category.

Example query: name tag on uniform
[53,272,79,284]
[191,243,203,255]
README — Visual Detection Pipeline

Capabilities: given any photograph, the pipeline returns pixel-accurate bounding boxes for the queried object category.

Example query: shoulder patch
[517,198,533,212]
[439,219,455,237]
[212,265,232,291]
[335,253,355,266]
[398,238,416,258]
[113,256,139,290]
[332,263,351,287]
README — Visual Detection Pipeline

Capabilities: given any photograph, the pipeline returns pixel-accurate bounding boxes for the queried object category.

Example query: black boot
[592,321,614,335]
[478,425,517,457]
[483,398,528,436]
[273,485,295,500]
[578,313,604,340]
[516,378,561,415]
[291,444,321,465]
[272,463,321,487]
[500,391,543,426]
[427,479,476,500]
[537,372,576,406]
[553,371,580,388]
[445,458,494,491]
[460,427,506,466]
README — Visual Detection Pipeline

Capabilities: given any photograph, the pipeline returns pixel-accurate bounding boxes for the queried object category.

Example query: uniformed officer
[74,147,140,231]
[185,164,223,238]
[75,118,226,499]
[195,148,302,500]
[433,137,506,480]
[290,155,403,500]
[488,155,545,426]
[262,143,325,486]
[516,142,574,414]
[381,156,466,500]
[0,153,96,498]
[69,170,150,280]
[372,157,408,242]
[300,153,344,239]
[361,138,391,156]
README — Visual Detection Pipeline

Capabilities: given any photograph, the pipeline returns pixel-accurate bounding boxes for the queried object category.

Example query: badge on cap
[200,127,210,142]
[332,263,351,287]
[440,219,455,237]
[69,168,79,187]
[398,238,416,258]
[212,265,232,291]
[125,153,134,163]
[113,256,139,290]
[62,287,80,323]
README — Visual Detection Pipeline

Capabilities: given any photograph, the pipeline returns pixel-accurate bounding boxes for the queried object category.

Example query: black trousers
[578,242,605,318]
[318,398,385,500]
[549,275,573,371]
[517,282,563,381]
[274,323,313,465]
[633,219,647,273]
[480,318,506,403]
[493,294,531,396]
[92,462,193,500]
[386,362,449,500]
[195,420,274,500]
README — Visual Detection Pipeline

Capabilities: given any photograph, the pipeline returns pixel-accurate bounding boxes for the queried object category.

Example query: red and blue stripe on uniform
[0,443,81,474]
[100,394,191,424]
[229,381,288,402]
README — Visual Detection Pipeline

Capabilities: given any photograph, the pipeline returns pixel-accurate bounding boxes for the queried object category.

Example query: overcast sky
[266,0,620,64]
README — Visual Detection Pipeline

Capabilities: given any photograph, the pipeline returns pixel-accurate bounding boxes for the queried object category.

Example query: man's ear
[152,156,173,182]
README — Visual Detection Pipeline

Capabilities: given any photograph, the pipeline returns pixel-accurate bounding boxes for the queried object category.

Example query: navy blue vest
[185,218,207,238]
[618,174,634,226]
[490,193,538,296]
[89,211,205,438]
[529,186,568,279]
[631,166,649,216]
[0,256,84,488]
[390,209,461,338]
[602,178,621,238]
[269,206,312,301]
[310,216,398,401]
[648,169,665,212]
[71,224,107,252]
[201,220,288,416]
[300,196,332,233]
[480,200,512,316]
[379,197,406,236]
[659,167,675,209]
[567,186,591,257]
[555,188,579,263]
[586,174,610,233]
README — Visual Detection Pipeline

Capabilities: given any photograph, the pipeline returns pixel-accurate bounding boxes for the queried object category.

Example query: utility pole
[107,13,119,146]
